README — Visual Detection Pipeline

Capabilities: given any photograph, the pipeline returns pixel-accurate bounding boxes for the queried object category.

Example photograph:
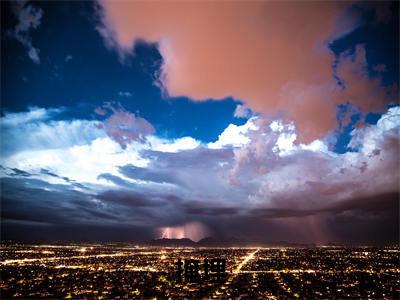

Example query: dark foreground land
[0,243,399,299]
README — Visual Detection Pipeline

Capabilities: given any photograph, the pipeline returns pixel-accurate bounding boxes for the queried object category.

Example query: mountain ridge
[148,237,322,248]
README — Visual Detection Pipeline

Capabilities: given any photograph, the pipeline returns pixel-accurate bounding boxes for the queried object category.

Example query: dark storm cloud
[40,168,59,178]
[78,207,121,222]
[40,169,75,184]
[40,168,88,189]
[325,197,399,246]
[184,204,240,216]
[201,193,399,245]
[96,190,167,207]
[1,177,398,244]
[251,192,399,219]
[97,173,185,200]
[305,181,362,196]
[251,208,316,219]
[118,164,179,185]
[1,99,398,245]
[0,176,166,241]
[1,177,116,226]
[97,173,134,188]
[321,191,399,218]
[135,147,235,197]
[10,168,31,177]
[213,192,399,245]
[93,189,189,228]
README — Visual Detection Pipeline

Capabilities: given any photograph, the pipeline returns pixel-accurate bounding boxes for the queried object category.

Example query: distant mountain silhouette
[197,237,253,247]
[149,238,197,247]
[148,237,319,248]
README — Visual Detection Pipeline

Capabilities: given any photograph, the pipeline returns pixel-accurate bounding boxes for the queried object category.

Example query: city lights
[1,243,399,299]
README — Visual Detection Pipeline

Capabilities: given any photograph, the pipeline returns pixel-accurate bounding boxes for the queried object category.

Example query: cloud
[0,106,63,126]
[251,192,399,218]
[94,106,107,116]
[234,104,252,119]
[118,164,179,185]
[9,0,43,63]
[184,204,239,217]
[10,168,31,177]
[0,114,104,157]
[1,106,399,244]
[208,119,257,149]
[118,91,132,97]
[147,136,200,153]
[1,177,109,225]
[95,1,397,142]
[348,106,400,155]
[95,104,154,148]
[101,109,154,148]
[0,107,200,185]
[97,190,167,208]
[325,191,399,214]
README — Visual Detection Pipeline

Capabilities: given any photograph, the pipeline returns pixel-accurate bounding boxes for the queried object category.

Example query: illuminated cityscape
[1,243,399,299]
[1,1,399,299]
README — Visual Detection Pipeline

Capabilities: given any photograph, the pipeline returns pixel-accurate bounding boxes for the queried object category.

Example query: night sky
[1,1,399,245]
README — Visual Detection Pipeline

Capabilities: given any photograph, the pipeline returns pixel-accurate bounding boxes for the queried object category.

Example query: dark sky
[1,1,399,244]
